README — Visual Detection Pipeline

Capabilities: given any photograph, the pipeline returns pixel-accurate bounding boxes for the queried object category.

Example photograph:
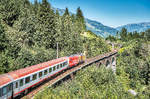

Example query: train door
[7,83,13,99]
[19,79,24,93]
[13,81,19,97]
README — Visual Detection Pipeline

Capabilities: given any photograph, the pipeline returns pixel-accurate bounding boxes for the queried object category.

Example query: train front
[68,53,86,67]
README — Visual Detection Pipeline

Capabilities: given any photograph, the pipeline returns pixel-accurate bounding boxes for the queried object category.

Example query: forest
[0,0,110,74]
[0,0,150,99]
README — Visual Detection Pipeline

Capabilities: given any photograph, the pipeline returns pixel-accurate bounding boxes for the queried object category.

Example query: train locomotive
[0,53,86,99]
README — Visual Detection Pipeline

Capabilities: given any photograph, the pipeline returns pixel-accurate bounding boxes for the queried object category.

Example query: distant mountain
[85,19,118,37]
[53,7,118,38]
[116,22,150,32]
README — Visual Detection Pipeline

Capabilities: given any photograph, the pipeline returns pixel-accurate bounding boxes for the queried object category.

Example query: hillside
[85,19,118,37]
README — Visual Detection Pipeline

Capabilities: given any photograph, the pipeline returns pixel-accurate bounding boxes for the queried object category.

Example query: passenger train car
[0,54,86,99]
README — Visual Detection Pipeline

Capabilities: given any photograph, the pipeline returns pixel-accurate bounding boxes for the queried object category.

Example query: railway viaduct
[95,51,117,72]
[23,50,118,99]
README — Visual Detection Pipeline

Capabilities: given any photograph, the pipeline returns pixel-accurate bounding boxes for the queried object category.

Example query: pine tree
[63,8,70,16]
[0,22,8,51]
[35,0,56,49]
[145,29,150,41]
[76,7,86,34]
[55,10,62,49]
[33,0,39,14]
[120,28,127,41]
[0,0,20,26]
[42,0,51,9]
[13,0,36,47]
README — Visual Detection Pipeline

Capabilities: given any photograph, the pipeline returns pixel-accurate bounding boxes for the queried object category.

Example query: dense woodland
[0,0,110,74]
[0,0,150,99]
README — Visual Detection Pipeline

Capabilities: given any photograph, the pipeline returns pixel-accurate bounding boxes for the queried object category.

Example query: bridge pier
[70,73,74,80]
[95,54,117,73]
[96,62,102,67]
[111,56,116,73]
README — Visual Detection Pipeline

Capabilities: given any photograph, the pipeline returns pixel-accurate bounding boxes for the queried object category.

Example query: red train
[0,54,86,99]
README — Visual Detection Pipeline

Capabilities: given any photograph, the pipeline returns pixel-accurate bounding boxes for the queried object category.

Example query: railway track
[21,50,117,99]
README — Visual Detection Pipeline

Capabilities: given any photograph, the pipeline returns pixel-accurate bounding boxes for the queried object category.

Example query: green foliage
[83,30,111,58]
[76,7,86,34]
[145,29,150,40]
[120,28,128,41]
[117,40,150,98]
[0,0,110,74]
[63,8,69,16]
[0,22,8,51]
[106,27,150,42]
[0,0,20,26]
[35,66,132,99]
[106,35,117,41]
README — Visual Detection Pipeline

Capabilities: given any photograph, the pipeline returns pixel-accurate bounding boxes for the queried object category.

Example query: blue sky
[30,0,150,27]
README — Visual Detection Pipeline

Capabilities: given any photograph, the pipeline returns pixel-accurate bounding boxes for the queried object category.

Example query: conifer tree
[0,22,8,51]
[33,0,39,14]
[76,7,86,34]
[64,8,70,16]
[35,0,56,49]
[13,0,36,47]
[76,7,84,23]
[145,29,150,41]
[120,28,127,41]
[0,0,20,26]
[55,10,63,50]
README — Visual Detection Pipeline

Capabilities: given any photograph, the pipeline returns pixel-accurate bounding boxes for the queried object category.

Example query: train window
[60,64,63,68]
[0,88,1,97]
[16,82,18,88]
[57,65,59,69]
[44,69,48,75]
[2,86,7,96]
[64,61,67,66]
[25,77,30,84]
[8,84,12,92]
[20,79,24,87]
[0,89,2,97]
[63,62,65,67]
[32,74,37,81]
[39,72,43,77]
[53,66,56,71]
[66,61,68,65]
[49,68,52,73]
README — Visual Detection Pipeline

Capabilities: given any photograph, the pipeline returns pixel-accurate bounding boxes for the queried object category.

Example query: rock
[128,89,137,96]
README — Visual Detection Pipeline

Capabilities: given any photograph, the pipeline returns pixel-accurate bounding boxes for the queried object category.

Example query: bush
[35,65,132,99]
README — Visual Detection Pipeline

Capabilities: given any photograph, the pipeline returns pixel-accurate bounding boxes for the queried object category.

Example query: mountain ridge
[116,22,150,32]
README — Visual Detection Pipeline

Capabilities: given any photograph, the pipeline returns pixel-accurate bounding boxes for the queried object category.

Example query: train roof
[0,74,12,87]
[0,57,68,87]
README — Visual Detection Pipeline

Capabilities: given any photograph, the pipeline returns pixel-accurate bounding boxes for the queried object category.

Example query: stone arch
[106,60,110,67]
[111,57,116,66]
[112,57,115,64]
[99,62,102,67]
